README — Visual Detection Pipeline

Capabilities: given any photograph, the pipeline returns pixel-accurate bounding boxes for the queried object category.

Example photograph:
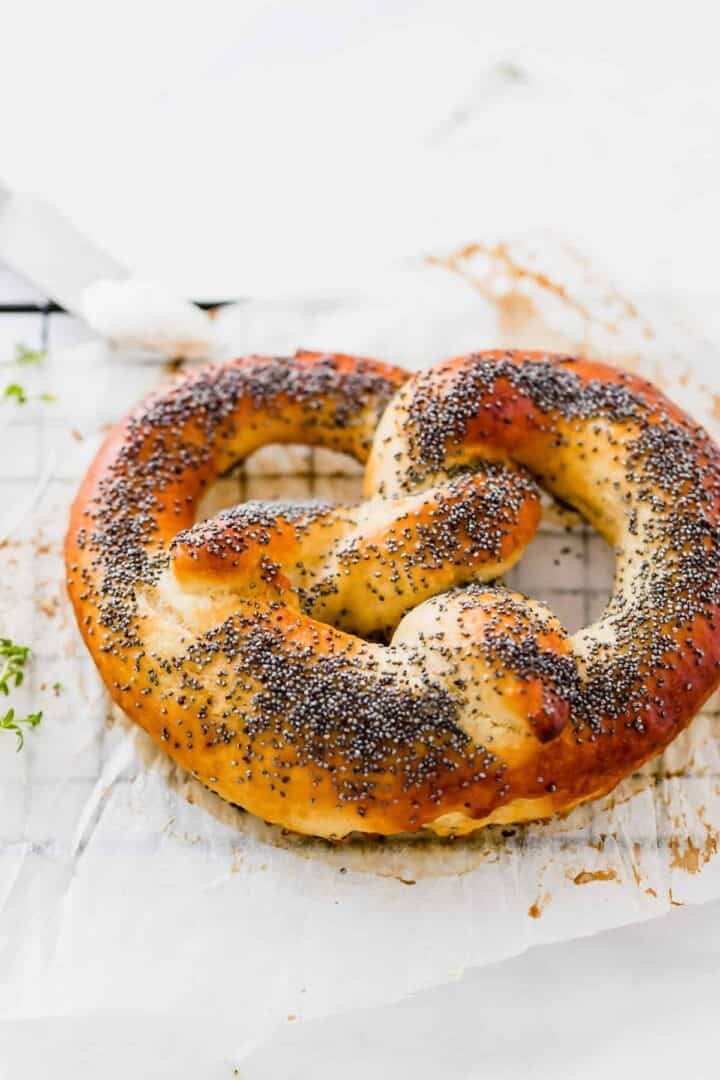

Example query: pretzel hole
[504,493,615,635]
[196,444,364,523]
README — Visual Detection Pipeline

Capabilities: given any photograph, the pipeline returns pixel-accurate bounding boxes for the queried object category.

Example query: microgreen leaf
[4,383,27,404]
[0,708,43,751]
[15,343,46,366]
[0,638,30,695]
[0,640,42,751]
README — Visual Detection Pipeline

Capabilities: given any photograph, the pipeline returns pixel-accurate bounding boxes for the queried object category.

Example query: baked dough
[66,350,720,837]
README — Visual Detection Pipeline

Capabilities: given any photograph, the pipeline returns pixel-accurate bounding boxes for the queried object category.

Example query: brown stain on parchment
[427,240,655,347]
[429,242,595,323]
[428,244,580,354]
[631,842,642,887]
[528,892,552,919]
[38,595,59,618]
[571,869,618,886]
[669,826,719,875]
[670,837,702,874]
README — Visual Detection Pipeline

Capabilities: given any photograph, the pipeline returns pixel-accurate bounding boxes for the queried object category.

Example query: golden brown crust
[66,350,720,838]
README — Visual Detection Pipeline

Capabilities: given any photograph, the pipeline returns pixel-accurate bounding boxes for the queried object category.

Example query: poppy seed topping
[66,349,720,838]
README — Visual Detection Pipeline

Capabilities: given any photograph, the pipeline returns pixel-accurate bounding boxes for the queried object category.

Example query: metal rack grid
[1,259,718,892]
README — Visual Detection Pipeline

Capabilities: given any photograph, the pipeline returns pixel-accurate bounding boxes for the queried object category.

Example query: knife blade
[0,180,219,359]
[0,180,126,315]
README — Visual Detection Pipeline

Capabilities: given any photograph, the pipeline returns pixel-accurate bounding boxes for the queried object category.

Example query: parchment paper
[2,239,720,1070]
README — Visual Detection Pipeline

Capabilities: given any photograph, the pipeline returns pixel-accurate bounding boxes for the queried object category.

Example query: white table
[1,1,719,302]
[1,898,719,1078]
[2,3,720,1070]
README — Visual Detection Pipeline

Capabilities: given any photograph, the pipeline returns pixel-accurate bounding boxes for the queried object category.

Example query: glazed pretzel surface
[66,350,720,838]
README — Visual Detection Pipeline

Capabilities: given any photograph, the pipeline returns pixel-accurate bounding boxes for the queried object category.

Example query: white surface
[245,897,720,1080]
[3,896,720,1079]
[0,1,719,299]
[1,2,720,1070]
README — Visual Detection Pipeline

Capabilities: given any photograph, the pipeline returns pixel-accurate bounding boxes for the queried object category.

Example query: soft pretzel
[66,350,720,838]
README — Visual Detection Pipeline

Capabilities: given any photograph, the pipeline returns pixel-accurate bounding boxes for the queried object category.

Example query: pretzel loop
[66,350,720,838]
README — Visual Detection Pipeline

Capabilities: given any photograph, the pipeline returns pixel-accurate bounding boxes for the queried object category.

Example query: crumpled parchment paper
[2,237,720,1069]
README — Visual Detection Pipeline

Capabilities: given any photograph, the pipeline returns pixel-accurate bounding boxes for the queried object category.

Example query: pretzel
[66,350,720,838]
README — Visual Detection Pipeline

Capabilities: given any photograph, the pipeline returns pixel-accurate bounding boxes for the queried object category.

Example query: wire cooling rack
[2,258,720,914]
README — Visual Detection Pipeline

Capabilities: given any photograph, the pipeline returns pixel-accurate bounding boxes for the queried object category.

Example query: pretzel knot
[66,350,720,838]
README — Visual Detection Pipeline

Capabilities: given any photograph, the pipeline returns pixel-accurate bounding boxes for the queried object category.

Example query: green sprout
[4,383,27,404]
[0,638,31,694]
[0,639,42,750]
[15,343,46,366]
[0,708,43,751]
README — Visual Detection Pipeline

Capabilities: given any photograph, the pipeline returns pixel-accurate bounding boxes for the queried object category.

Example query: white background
[1,2,720,1077]
[0,0,719,300]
